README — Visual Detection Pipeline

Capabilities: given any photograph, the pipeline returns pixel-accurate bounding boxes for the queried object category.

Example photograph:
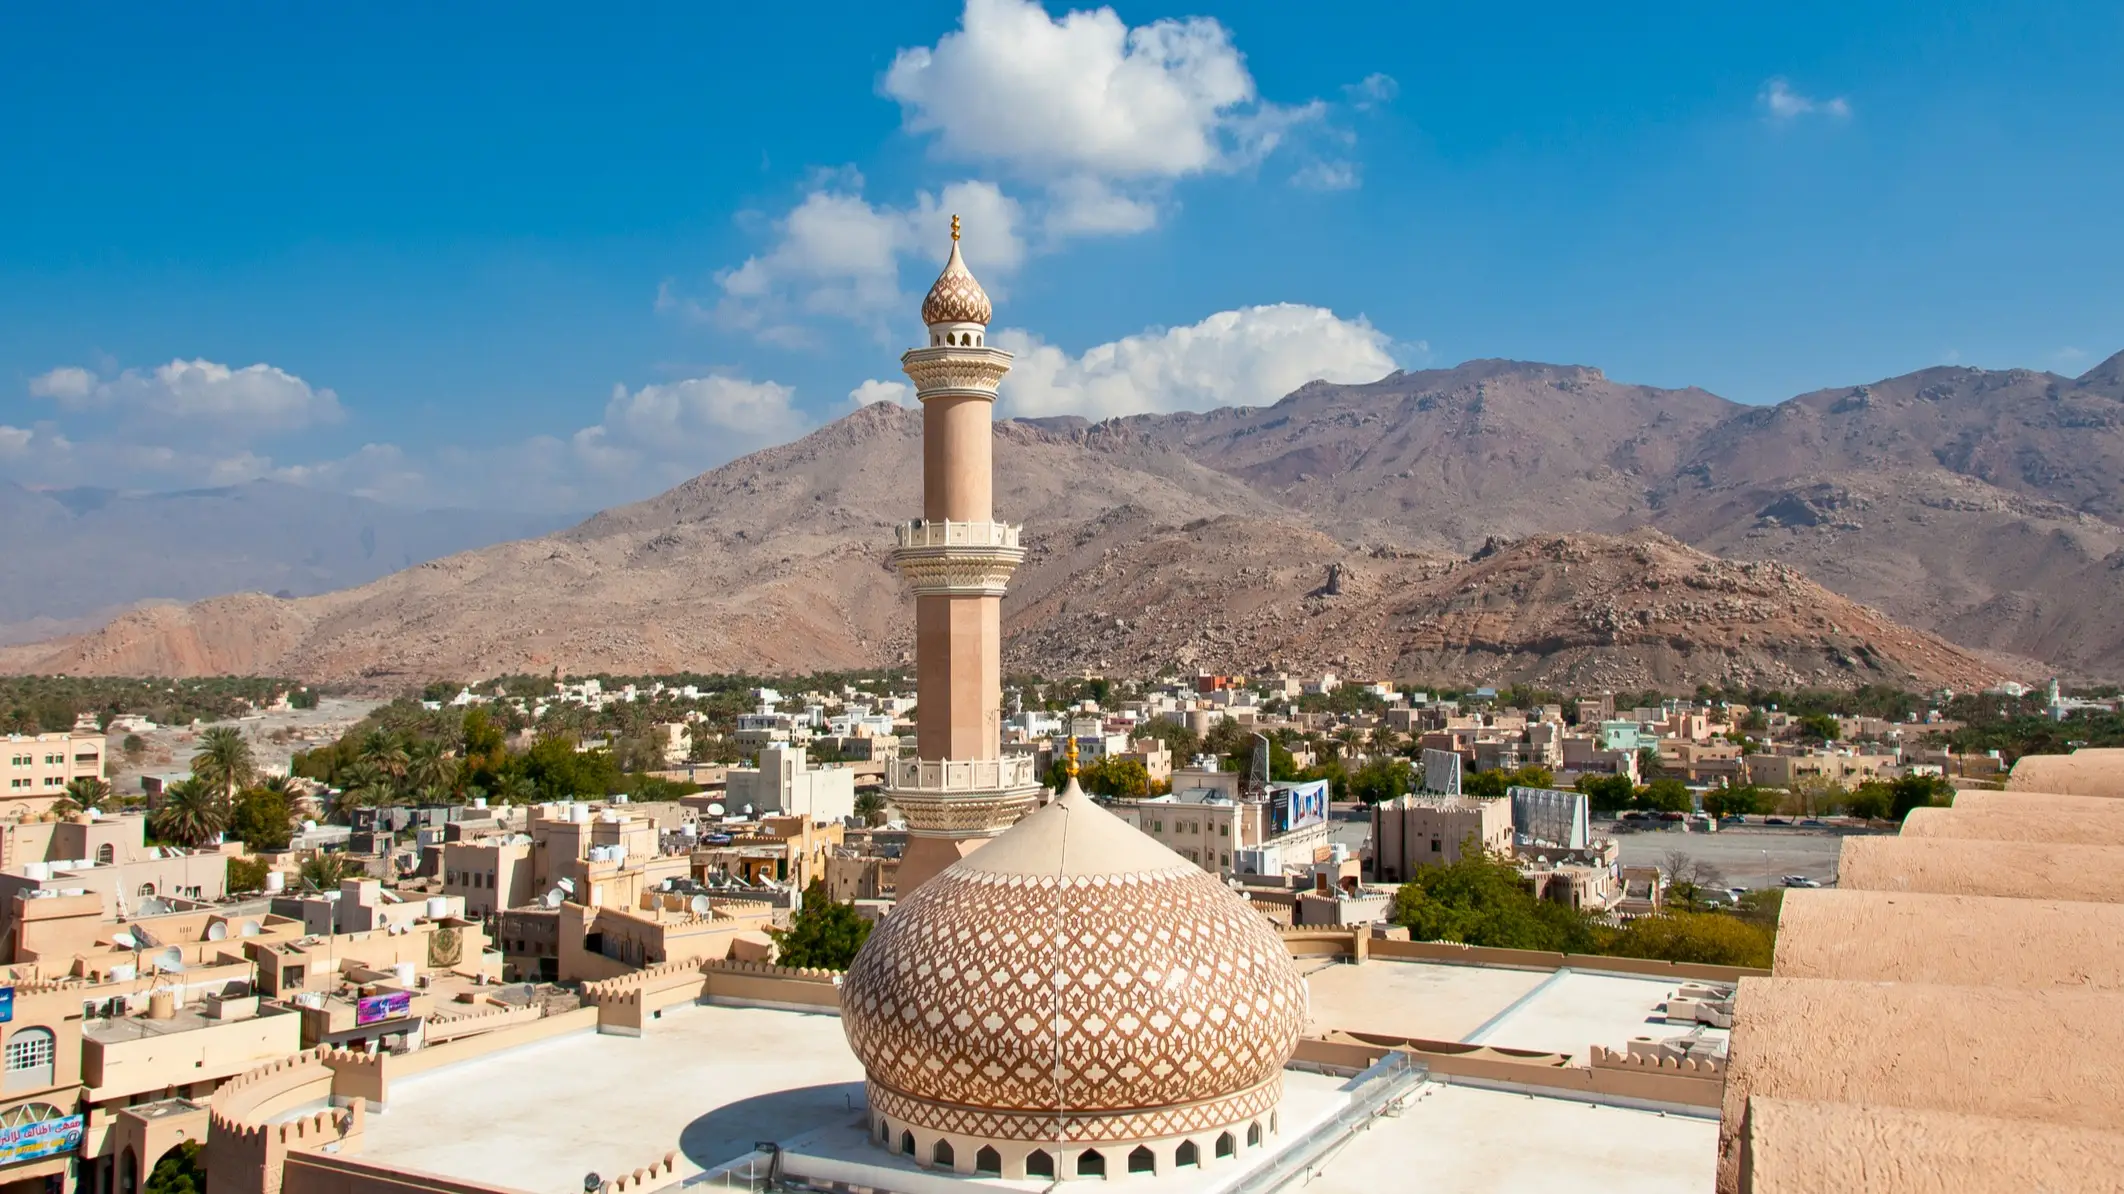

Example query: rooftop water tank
[425,897,449,920]
[108,963,137,982]
[22,862,49,882]
[264,871,287,893]
[393,961,417,988]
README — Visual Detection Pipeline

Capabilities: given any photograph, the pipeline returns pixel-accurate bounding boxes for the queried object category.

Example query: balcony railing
[890,755,1038,792]
[893,520,1021,550]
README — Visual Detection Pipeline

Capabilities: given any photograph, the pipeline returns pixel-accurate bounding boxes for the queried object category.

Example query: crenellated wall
[1293,1032,1725,1110]
[1281,924,1769,984]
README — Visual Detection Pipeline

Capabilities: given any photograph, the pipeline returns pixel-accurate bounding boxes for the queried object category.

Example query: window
[899,1131,915,1156]
[975,1147,1001,1174]
[137,883,156,897]
[932,1140,954,1167]
[1215,1132,1235,1159]
[1026,1151,1054,1178]
[1430,839,1442,853]
[281,965,304,987]
[1175,1141,1199,1168]
[1076,1150,1105,1178]
[1247,1122,1263,1147]
[96,844,114,865]
[4,1028,54,1090]
[1129,1146,1155,1174]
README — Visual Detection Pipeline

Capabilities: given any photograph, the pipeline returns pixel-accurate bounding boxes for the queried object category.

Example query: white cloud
[994,303,1397,419]
[29,358,342,430]
[848,379,913,408]
[705,179,1024,340]
[1344,73,1398,111]
[1291,161,1359,191]
[0,426,31,458]
[883,0,1290,181]
[1042,175,1160,237]
[1759,78,1851,122]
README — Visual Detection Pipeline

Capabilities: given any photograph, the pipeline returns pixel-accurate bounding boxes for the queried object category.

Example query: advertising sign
[0,986,13,1024]
[1270,780,1330,833]
[0,1114,83,1164]
[356,991,413,1026]
[1420,748,1464,796]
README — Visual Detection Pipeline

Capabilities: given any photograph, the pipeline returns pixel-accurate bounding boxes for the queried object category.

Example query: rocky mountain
[0,378,2043,690]
[0,480,572,644]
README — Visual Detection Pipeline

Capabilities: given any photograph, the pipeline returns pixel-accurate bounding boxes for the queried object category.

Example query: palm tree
[406,740,458,796]
[357,728,409,787]
[64,777,111,808]
[494,773,537,805]
[192,726,256,801]
[298,852,355,891]
[150,779,228,847]
[852,790,887,827]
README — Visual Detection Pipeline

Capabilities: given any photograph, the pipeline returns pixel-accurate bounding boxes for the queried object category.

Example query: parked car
[1800,818,1829,827]
[1781,875,1824,888]
[1764,816,1791,826]
[1657,811,1687,821]
[1719,814,1747,825]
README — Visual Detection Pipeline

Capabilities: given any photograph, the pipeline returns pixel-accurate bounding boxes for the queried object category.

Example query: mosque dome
[919,219,994,327]
[840,780,1307,1158]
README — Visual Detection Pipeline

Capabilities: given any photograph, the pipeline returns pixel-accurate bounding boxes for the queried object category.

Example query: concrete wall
[1290,1034,1724,1110]
[1284,925,1770,984]
[1901,802,2124,844]
[281,1154,529,1194]
[1774,889,2124,990]
[1735,1096,2124,1194]
[2007,749,2124,798]
[1835,836,2124,903]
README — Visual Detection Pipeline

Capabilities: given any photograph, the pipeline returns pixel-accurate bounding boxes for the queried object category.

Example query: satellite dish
[555,878,575,894]
[689,894,712,916]
[137,899,169,917]
[112,932,138,950]
[206,923,228,941]
[238,921,261,937]
[706,803,725,817]
[542,889,565,909]
[152,947,184,974]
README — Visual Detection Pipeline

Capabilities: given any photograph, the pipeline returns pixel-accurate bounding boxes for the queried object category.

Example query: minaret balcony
[889,520,1025,597]
[887,755,1044,837]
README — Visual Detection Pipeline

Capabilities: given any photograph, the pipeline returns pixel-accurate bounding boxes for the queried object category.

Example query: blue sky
[3,0,2120,512]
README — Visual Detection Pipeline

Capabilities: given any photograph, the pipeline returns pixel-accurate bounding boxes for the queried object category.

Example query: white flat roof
[1461,969,1730,1057]
[359,1004,862,1194]
[1305,1082,1716,1194]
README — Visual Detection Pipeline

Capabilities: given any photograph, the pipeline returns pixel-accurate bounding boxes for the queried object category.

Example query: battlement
[1590,1045,1726,1078]
[601,1152,680,1192]
[701,957,841,980]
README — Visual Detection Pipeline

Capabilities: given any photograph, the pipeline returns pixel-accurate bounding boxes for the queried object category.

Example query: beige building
[1745,749,1899,790]
[442,836,534,918]
[0,813,231,962]
[725,744,857,822]
[1113,792,1263,874]
[1369,795,1512,882]
[1,729,105,816]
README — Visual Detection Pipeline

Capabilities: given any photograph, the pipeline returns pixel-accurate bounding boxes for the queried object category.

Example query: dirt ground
[104,696,384,796]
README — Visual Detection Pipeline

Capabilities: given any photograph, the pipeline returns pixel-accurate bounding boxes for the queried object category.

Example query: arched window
[875,1117,888,1142]
[136,883,156,898]
[4,1027,55,1090]
[1175,1140,1200,1167]
[1076,1150,1105,1178]
[1215,1132,1235,1158]
[975,1146,1001,1174]
[96,843,115,865]
[899,1131,915,1157]
[932,1140,955,1168]
[975,333,983,346]
[1128,1146,1156,1174]
[1026,1150,1054,1177]
[1247,1122,1263,1148]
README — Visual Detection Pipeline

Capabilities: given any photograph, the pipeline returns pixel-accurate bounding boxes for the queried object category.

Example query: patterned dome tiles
[920,241,993,326]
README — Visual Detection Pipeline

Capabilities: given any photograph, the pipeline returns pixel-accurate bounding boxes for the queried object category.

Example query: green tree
[298,853,355,891]
[1603,912,1773,969]
[1389,842,1599,952]
[1889,773,1953,821]
[1845,781,1894,821]
[143,1140,207,1194]
[1637,778,1693,813]
[1345,757,1414,805]
[191,725,256,801]
[121,733,147,760]
[226,855,273,894]
[227,786,295,851]
[769,880,874,969]
[853,790,887,827]
[1576,773,1636,813]
[150,779,228,847]
[1703,784,1774,818]
[64,776,111,808]
[1797,713,1840,743]
[1462,769,1508,799]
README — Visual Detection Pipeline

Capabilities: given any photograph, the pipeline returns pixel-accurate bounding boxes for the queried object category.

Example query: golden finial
[1064,734,1079,779]
[950,214,961,242]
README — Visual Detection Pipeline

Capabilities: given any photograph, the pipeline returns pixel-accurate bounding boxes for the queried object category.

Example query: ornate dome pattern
[840,785,1307,1141]
[920,239,993,326]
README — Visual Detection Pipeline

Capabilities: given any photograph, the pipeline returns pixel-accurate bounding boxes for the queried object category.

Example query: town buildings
[2,727,106,817]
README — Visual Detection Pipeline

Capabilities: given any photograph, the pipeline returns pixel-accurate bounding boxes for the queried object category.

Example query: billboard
[1420,749,1463,796]
[0,986,13,1023]
[356,991,413,1026]
[1269,780,1329,834]
[1509,786,1590,849]
[0,1114,82,1164]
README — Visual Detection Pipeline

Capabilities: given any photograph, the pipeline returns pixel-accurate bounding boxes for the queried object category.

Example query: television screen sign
[356,991,413,1026]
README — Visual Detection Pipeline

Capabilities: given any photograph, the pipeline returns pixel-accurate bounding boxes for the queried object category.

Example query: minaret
[887,216,1043,894]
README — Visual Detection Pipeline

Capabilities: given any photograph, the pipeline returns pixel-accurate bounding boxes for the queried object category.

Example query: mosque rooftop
[346,956,1717,1194]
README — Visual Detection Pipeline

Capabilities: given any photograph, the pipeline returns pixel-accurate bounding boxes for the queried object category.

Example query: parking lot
[1603,822,1852,891]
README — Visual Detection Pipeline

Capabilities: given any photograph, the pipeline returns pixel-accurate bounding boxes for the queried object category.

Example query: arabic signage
[355,991,413,1026]
[0,1114,82,1164]
[0,986,13,1024]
